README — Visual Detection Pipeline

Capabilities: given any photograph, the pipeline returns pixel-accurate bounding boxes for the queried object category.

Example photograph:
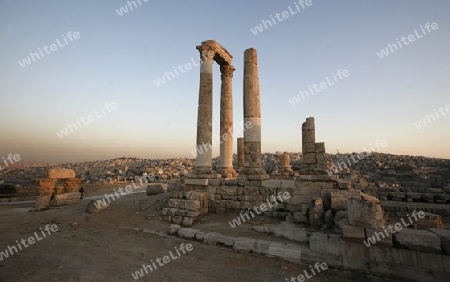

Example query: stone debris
[146,184,165,196]
[86,200,110,213]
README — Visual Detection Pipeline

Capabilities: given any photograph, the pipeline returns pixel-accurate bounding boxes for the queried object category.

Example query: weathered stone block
[168,199,182,209]
[429,228,450,255]
[217,186,238,196]
[146,184,165,196]
[347,197,384,229]
[184,179,209,186]
[417,252,444,271]
[267,242,302,262]
[365,228,393,246]
[233,237,257,252]
[254,240,271,255]
[342,225,365,240]
[331,190,360,212]
[394,229,441,253]
[303,142,316,154]
[416,213,443,229]
[303,153,316,164]
[342,241,369,271]
[309,233,343,257]
[178,228,200,239]
[184,200,200,211]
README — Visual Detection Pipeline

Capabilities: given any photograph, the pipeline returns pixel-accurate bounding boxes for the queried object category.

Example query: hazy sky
[1,0,449,162]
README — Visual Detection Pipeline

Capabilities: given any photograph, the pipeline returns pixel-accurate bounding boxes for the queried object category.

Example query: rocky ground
[0,185,401,282]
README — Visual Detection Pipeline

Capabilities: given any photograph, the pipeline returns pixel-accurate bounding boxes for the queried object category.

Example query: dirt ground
[0,185,393,282]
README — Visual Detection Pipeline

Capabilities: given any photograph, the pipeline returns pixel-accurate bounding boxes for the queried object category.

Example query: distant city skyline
[1,0,449,162]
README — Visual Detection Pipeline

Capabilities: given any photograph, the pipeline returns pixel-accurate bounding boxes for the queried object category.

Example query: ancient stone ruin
[161,40,450,281]
[35,169,81,210]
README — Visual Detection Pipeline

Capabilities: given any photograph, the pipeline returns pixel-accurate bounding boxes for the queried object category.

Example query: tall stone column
[241,48,266,176]
[193,48,215,174]
[237,137,245,169]
[218,64,236,177]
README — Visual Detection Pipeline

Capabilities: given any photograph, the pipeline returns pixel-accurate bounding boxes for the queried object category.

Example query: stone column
[193,48,215,174]
[302,117,316,165]
[279,153,293,172]
[237,137,245,169]
[218,64,236,177]
[241,48,266,175]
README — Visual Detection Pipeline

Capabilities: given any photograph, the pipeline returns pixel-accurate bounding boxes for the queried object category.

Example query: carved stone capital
[220,64,235,79]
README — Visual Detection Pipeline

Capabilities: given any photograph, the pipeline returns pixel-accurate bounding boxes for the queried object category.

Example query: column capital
[196,40,233,65]
[220,64,235,79]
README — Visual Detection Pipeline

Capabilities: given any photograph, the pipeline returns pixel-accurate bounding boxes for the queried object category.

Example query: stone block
[365,228,393,246]
[301,245,343,267]
[217,235,235,247]
[146,184,165,196]
[342,241,369,271]
[181,216,194,227]
[303,153,316,164]
[184,200,200,211]
[34,178,57,188]
[398,249,418,266]
[331,190,360,212]
[394,229,441,253]
[267,242,302,262]
[309,233,342,257]
[303,142,316,154]
[171,216,183,225]
[47,169,76,179]
[416,213,444,229]
[233,237,256,252]
[281,180,295,189]
[342,225,365,240]
[253,240,271,255]
[429,228,450,255]
[368,246,401,264]
[53,192,80,206]
[167,224,180,235]
[195,232,204,241]
[177,228,200,239]
[203,232,220,245]
[315,142,325,153]
[168,199,183,209]
[347,197,384,229]
[209,179,221,186]
[184,179,209,186]
[217,186,238,196]
[417,252,444,271]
